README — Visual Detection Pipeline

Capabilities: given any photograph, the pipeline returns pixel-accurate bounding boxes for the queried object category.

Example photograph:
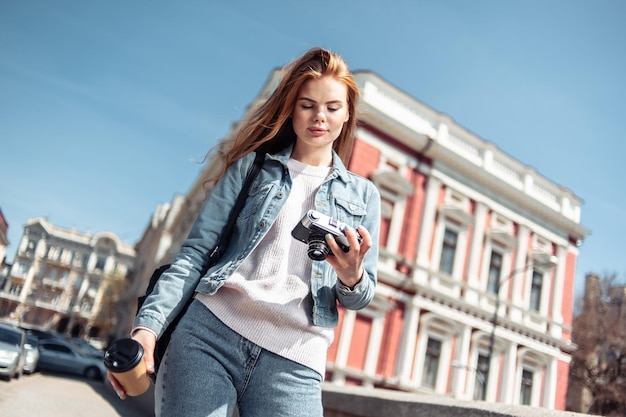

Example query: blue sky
[1,1,624,298]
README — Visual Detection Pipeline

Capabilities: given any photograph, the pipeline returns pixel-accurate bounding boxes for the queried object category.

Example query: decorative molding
[371,170,414,200]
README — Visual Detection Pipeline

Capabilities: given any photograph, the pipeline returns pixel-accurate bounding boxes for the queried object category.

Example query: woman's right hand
[106,329,157,400]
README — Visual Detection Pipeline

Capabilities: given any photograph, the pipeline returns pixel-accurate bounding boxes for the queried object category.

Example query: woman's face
[291,76,350,158]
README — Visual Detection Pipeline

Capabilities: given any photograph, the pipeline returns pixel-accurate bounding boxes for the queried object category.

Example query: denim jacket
[134,144,381,339]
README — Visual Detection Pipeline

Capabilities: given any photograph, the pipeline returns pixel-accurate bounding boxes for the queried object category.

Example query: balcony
[42,278,66,289]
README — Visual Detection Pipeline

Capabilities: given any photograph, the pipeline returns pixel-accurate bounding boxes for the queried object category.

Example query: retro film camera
[291,210,362,261]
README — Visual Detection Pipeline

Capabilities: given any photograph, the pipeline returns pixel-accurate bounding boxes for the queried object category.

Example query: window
[15,261,31,276]
[73,275,84,290]
[0,303,12,316]
[25,240,37,255]
[48,246,60,261]
[34,267,45,281]
[529,270,543,311]
[58,270,69,284]
[422,338,442,388]
[520,369,533,405]
[487,251,503,294]
[40,290,60,306]
[9,283,23,296]
[81,299,94,312]
[81,254,89,269]
[41,343,74,356]
[95,256,106,271]
[439,228,458,274]
[88,279,99,292]
[474,354,488,400]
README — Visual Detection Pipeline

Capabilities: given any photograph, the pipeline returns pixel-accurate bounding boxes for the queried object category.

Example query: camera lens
[307,234,330,261]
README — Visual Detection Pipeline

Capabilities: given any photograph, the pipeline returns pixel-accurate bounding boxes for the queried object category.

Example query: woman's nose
[314,109,326,122]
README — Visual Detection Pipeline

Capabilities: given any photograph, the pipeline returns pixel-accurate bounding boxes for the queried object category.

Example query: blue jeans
[155,299,324,417]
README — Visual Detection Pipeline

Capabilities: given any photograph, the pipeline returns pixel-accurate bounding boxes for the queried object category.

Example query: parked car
[67,337,104,359]
[22,333,39,374]
[0,322,26,380]
[37,339,106,380]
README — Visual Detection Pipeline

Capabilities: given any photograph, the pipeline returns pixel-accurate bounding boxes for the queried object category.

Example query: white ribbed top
[196,158,332,376]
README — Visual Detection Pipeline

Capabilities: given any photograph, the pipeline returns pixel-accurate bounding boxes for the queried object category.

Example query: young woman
[109,47,381,417]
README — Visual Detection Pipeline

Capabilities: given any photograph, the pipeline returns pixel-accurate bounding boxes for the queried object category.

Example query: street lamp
[452,360,486,400]
[484,254,558,400]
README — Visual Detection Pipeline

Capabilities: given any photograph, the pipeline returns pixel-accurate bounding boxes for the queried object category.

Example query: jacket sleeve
[133,154,254,338]
[335,180,381,310]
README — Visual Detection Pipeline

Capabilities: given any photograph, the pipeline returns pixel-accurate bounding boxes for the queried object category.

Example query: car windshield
[0,327,22,347]
[70,339,101,355]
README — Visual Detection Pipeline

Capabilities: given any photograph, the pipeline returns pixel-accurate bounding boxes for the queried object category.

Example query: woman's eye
[328,107,339,112]
[301,104,314,109]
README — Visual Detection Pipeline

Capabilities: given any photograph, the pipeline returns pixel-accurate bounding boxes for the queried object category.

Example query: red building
[122,69,588,410]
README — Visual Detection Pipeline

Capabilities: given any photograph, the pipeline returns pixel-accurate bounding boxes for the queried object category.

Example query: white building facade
[0,218,135,345]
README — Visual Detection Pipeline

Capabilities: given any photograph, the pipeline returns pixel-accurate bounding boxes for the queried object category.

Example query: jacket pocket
[334,196,367,226]
[239,180,276,220]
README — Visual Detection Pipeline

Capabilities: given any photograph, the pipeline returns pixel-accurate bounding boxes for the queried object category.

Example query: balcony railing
[376,250,571,341]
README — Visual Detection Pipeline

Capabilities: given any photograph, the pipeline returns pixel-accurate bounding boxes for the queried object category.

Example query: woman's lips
[309,127,327,136]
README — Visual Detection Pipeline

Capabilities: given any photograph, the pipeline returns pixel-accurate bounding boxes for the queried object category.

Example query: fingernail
[148,364,155,373]
[116,390,123,399]
[325,233,333,241]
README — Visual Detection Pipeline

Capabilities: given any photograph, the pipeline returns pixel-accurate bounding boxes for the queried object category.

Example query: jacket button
[276,191,284,199]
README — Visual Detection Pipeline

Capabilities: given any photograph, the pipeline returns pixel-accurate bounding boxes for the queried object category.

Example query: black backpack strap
[206,151,264,267]
[137,151,264,313]
[136,152,265,377]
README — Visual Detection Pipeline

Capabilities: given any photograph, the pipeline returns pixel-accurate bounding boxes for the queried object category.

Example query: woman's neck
[290,145,333,167]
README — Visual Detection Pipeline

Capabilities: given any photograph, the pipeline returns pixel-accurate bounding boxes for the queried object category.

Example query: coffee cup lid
[103,338,144,372]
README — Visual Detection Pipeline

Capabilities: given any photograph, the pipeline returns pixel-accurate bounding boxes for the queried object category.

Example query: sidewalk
[0,372,154,417]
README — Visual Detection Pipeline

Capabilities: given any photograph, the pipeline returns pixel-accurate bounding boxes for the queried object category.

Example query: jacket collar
[268,144,352,184]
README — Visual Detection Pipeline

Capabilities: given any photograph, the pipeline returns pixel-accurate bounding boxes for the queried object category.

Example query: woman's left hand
[324,224,372,289]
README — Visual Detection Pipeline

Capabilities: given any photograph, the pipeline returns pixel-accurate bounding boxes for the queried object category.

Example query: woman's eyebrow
[297,97,344,105]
